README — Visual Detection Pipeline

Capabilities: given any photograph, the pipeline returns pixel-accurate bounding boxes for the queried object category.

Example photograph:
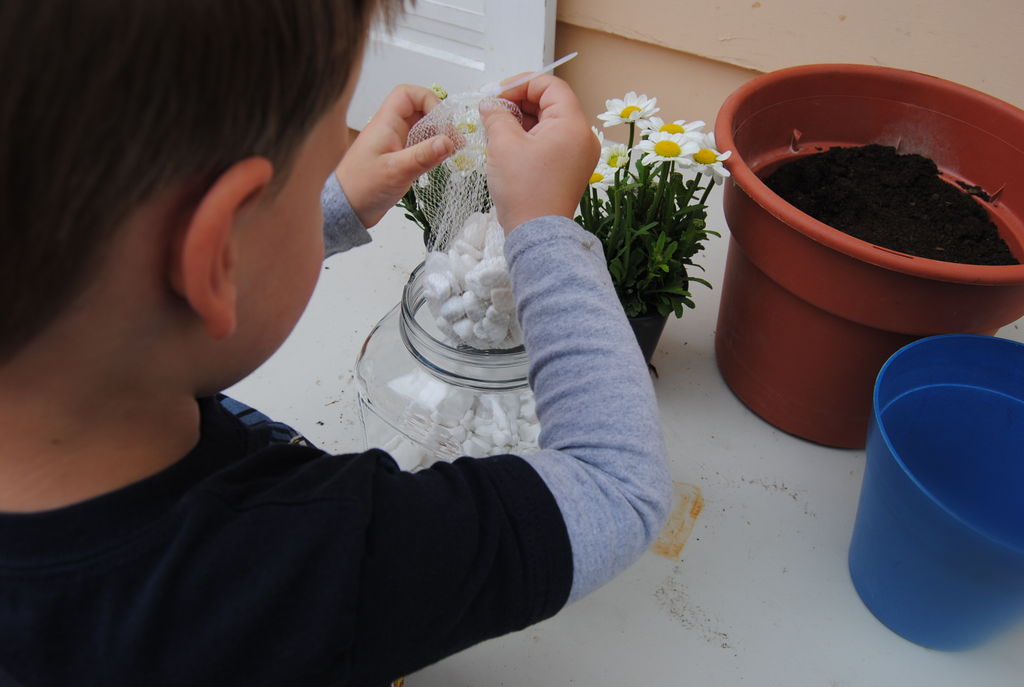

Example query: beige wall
[555,23,758,133]
[555,0,1024,134]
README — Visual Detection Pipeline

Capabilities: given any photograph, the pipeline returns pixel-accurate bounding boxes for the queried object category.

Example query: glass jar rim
[399,263,530,390]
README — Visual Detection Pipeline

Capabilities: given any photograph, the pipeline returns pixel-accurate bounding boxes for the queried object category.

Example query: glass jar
[356,264,539,471]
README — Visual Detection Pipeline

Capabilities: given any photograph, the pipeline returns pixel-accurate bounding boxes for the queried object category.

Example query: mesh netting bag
[406,93,525,350]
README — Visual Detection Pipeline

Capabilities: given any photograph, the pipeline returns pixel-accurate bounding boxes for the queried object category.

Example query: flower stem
[610,185,622,252]
[580,183,592,226]
[648,161,671,225]
[679,173,700,207]
[698,175,715,206]
[616,122,638,188]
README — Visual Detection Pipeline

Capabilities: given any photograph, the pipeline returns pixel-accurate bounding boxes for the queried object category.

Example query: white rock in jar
[422,209,522,349]
[384,370,541,468]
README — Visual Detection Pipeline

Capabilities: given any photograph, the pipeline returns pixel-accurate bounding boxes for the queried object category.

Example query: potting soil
[764,144,1018,266]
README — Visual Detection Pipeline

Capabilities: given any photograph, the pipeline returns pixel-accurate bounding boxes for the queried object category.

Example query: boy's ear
[169,157,274,340]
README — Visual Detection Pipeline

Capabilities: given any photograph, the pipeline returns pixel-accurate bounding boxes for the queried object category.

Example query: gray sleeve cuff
[322,173,372,258]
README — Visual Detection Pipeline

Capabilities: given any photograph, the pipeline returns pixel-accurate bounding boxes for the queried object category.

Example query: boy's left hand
[336,85,453,227]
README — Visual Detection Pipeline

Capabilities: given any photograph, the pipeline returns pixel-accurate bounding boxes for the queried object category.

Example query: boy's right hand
[480,75,599,234]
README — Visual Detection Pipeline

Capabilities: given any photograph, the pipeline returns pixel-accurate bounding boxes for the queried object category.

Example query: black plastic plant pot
[628,314,668,364]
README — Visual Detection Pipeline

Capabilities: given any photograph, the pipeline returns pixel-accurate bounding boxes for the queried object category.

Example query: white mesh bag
[406,93,525,350]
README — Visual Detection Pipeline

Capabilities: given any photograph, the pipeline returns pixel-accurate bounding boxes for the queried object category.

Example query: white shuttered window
[348,0,557,129]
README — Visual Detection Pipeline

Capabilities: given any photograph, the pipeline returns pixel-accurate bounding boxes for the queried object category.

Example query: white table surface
[228,199,1024,686]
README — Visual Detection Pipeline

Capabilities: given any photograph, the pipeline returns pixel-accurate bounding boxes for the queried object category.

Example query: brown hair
[0,0,406,361]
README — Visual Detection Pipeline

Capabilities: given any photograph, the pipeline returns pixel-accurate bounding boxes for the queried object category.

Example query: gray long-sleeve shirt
[325,175,672,602]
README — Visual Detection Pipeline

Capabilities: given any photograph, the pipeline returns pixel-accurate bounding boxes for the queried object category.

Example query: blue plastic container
[848,334,1024,650]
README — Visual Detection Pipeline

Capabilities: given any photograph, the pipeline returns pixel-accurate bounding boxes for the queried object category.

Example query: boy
[0,1,670,685]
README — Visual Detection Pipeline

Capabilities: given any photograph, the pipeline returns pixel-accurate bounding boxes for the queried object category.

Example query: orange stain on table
[652,482,704,560]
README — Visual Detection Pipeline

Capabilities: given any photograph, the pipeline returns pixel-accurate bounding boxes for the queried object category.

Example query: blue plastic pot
[848,334,1024,650]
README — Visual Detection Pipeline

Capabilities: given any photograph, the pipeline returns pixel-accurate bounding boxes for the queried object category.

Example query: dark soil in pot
[764,144,1018,266]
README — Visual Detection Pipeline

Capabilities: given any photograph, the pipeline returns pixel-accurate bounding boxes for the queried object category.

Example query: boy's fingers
[393,84,442,128]
[495,73,560,108]
[479,103,526,142]
[371,84,441,139]
[493,75,578,132]
[390,135,452,181]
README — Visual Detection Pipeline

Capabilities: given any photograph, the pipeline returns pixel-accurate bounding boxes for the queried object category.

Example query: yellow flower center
[452,154,475,171]
[660,123,686,134]
[619,105,642,119]
[608,153,625,168]
[589,171,605,185]
[694,148,718,165]
[456,121,478,134]
[653,140,682,158]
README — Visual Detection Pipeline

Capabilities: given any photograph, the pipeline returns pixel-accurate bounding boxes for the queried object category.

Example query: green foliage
[398,185,435,248]
[576,126,720,318]
[397,163,492,249]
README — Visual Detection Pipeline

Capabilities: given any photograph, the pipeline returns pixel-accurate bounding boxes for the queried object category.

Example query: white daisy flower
[643,117,706,138]
[601,142,630,169]
[446,146,486,175]
[596,91,659,128]
[591,126,605,147]
[588,164,615,191]
[636,131,699,167]
[689,132,733,184]
[454,107,483,136]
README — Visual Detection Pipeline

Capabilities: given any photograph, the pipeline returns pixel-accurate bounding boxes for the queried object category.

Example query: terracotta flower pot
[713,64,1024,448]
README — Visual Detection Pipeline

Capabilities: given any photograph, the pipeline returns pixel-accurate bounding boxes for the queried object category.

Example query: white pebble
[475,258,507,289]
[439,296,466,323]
[500,394,521,420]
[464,269,492,301]
[519,396,537,422]
[384,437,428,471]
[490,287,515,313]
[484,230,505,259]
[486,395,509,429]
[452,317,475,342]
[491,430,511,448]
[417,378,451,409]
[436,389,474,424]
[519,422,541,445]
[422,271,453,304]
[473,318,506,343]
[473,419,497,435]
[461,213,488,249]
[462,291,486,322]
[424,251,451,274]
[483,242,503,261]
[463,436,491,457]
[508,318,523,343]
[484,306,511,329]
[451,253,475,281]
[452,239,483,261]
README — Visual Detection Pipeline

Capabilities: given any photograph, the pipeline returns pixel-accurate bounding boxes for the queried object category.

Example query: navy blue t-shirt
[0,397,572,686]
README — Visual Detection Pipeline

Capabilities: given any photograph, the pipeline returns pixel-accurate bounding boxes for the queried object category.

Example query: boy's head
[0,0,404,365]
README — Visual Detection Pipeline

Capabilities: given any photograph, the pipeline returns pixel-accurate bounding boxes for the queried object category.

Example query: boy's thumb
[479,102,523,141]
